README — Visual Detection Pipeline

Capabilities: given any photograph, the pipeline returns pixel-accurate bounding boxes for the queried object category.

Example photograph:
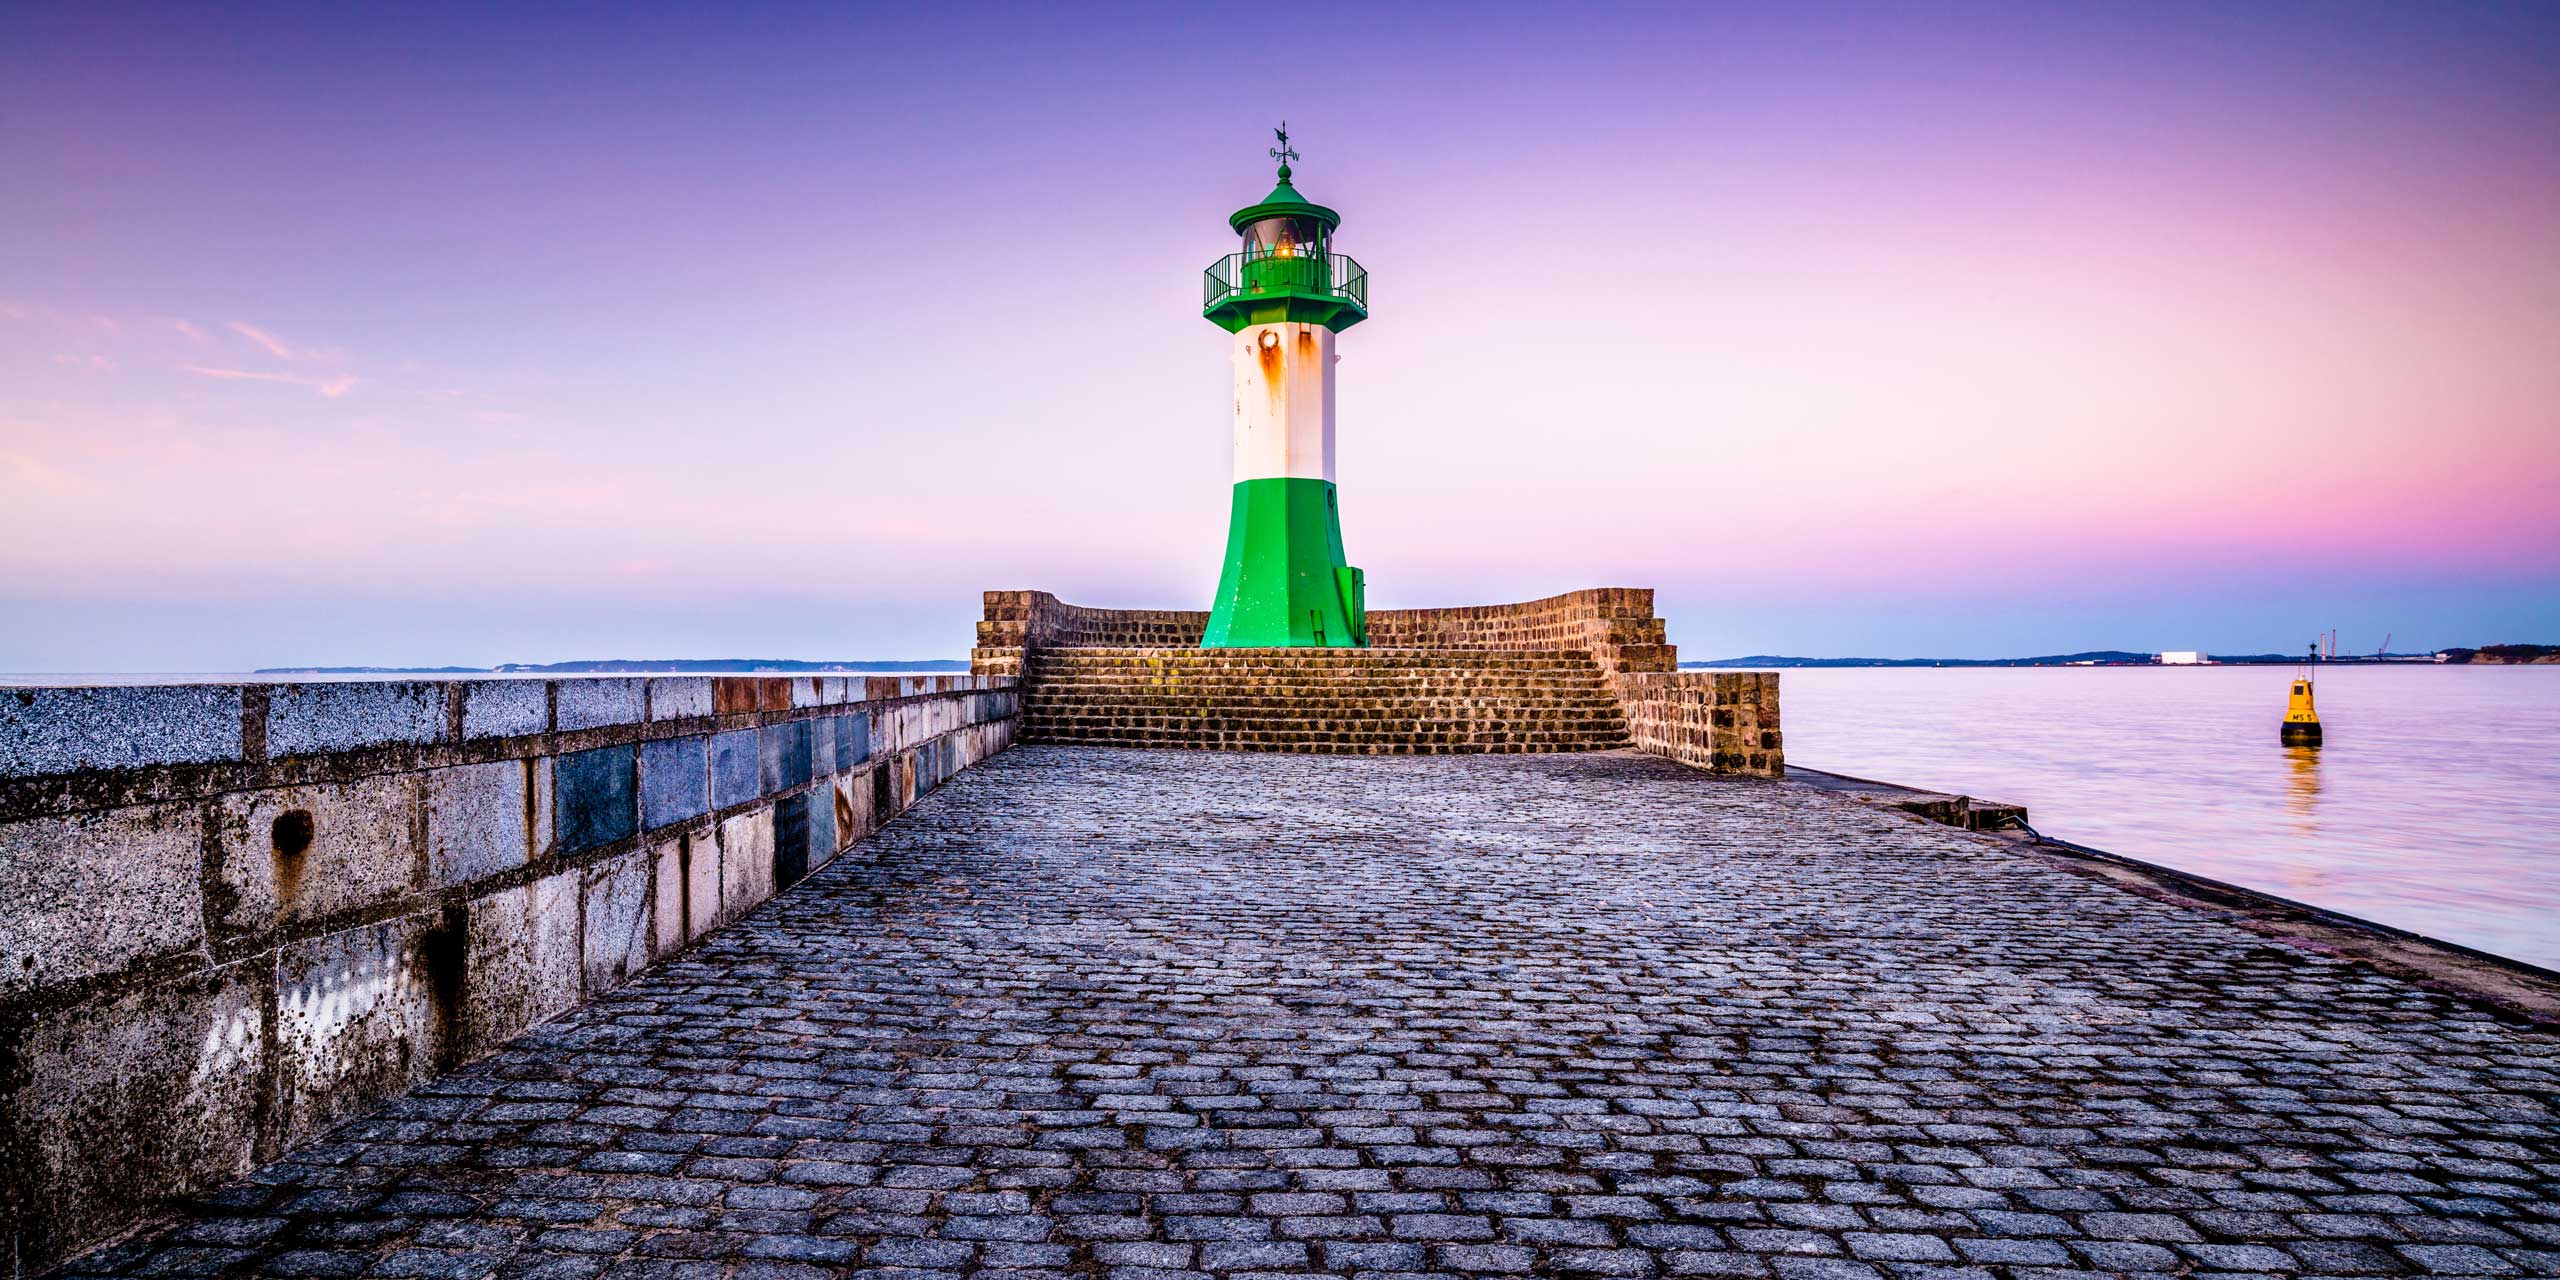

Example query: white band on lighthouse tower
[1231,322,1336,484]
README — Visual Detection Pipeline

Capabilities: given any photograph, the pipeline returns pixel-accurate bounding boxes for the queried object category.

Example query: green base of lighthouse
[1203,477,1367,648]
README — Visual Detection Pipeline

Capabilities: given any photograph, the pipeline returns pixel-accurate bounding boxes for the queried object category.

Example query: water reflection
[2283,744,2321,833]
[1769,666,2560,969]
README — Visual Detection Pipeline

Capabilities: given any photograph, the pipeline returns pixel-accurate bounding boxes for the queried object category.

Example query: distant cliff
[2438,645,2560,665]
[491,658,969,673]
[258,658,972,675]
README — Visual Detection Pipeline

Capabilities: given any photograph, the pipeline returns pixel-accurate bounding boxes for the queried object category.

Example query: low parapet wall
[0,672,1018,1268]
[974,587,1674,672]
[973,592,1208,672]
[1619,671,1784,775]
[974,588,1780,775]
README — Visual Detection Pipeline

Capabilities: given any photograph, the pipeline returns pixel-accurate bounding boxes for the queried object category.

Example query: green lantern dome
[1202,137,1368,335]
[1226,165,1342,237]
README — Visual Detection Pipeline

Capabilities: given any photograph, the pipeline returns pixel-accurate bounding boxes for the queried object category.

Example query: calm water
[1772,666,2560,970]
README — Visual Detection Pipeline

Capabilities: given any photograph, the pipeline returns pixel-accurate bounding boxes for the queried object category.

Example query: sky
[3,1,2556,669]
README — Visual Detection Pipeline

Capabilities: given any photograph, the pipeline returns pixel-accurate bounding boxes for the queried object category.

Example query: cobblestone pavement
[66,747,2560,1279]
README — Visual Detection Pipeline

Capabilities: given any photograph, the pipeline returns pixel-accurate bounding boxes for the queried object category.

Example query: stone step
[1029,660,1606,672]
[1035,695,1614,706]
[1025,668,1612,681]
[1028,655,1603,671]
[1030,669,1605,682]
[1026,702,1622,716]
[1013,721,1617,742]
[1026,673,1615,688]
[1019,644,1630,755]
[1032,645,1591,657]
[1018,696,1597,706]
[1026,675,1615,689]
[1028,656,1609,668]
[1019,730,1631,752]
[1025,712,1631,729]
[1025,688,1620,702]
[1025,707,1625,723]
[1023,714,1633,732]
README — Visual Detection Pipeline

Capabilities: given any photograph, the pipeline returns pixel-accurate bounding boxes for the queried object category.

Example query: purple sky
[4,2,2555,669]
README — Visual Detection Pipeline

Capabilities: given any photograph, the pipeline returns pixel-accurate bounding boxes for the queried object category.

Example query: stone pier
[42,746,2560,1279]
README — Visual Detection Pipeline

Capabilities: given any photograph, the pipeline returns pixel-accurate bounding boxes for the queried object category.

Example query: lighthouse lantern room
[1200,125,1371,648]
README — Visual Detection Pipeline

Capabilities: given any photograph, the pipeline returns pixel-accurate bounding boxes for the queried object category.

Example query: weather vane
[1270,121,1299,170]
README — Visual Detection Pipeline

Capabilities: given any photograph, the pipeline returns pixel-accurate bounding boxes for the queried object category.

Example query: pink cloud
[183,365,360,397]
[0,448,85,497]
[227,321,305,359]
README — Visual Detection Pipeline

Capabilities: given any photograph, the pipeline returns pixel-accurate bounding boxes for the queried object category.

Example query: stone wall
[1372,588,1676,673]
[1618,671,1784,775]
[0,673,1018,1269]
[973,588,1780,776]
[973,591,1209,674]
[974,588,1674,673]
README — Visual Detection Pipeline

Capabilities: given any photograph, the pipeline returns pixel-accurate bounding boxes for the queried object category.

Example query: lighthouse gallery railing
[1204,250,1368,311]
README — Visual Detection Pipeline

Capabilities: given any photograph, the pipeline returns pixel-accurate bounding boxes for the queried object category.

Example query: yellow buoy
[2281,677,2322,746]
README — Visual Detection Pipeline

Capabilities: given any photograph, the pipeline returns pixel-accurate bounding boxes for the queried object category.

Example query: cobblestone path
[66,747,2560,1279]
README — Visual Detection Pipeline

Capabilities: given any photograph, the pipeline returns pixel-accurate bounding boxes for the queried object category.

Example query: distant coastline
[253,658,973,675]
[226,644,2560,676]
[1685,646,2554,669]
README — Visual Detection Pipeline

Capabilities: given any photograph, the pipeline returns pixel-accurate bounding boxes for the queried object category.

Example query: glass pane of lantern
[1243,216,1323,255]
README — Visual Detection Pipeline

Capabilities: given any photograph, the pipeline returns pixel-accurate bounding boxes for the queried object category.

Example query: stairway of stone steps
[1021,646,1632,754]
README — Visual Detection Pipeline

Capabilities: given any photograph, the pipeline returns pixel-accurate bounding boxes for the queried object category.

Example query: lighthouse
[1200,125,1370,648]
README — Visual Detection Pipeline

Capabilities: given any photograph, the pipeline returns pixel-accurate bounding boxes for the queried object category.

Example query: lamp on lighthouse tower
[1200,124,1371,648]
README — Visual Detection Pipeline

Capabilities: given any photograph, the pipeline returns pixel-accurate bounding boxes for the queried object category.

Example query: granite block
[650,837,687,955]
[209,774,421,938]
[758,720,812,795]
[274,915,432,1145]
[458,679,548,740]
[833,774,872,847]
[638,735,710,830]
[719,808,773,922]
[0,801,206,998]
[807,716,836,779]
[872,758,896,822]
[5,962,271,1266]
[424,760,535,889]
[267,681,447,758]
[773,792,810,888]
[554,744,634,854]
[646,678,714,721]
[554,677,646,732]
[808,785,838,868]
[712,678,762,716]
[709,729,759,809]
[835,712,870,770]
[684,829,721,937]
[582,850,651,994]
[460,870,582,1055]
[0,684,241,777]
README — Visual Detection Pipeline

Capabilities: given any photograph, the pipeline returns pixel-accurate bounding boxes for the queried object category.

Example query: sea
[1769,664,2560,971]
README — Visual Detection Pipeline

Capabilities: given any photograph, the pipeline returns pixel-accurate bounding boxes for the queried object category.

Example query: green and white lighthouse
[1200,125,1371,648]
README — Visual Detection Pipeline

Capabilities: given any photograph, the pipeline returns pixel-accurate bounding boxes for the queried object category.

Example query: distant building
[2160,651,2207,665]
